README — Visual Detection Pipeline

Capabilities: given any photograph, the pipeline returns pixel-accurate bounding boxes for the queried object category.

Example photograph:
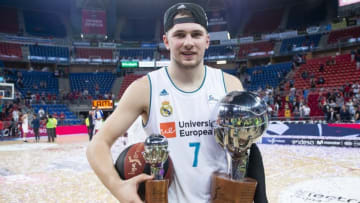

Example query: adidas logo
[160,89,169,96]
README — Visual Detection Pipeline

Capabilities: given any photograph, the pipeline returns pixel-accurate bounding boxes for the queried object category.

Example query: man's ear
[163,34,170,50]
[205,33,210,49]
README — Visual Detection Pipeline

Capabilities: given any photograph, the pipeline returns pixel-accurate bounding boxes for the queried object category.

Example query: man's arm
[86,76,153,202]
[223,72,244,92]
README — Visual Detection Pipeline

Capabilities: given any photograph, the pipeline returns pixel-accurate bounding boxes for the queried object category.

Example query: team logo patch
[160,122,176,138]
[160,89,169,96]
[160,101,173,117]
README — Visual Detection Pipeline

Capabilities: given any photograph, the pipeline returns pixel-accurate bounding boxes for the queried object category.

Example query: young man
[87,3,266,203]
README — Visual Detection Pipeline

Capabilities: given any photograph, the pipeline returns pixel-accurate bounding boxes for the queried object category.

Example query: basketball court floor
[0,134,359,203]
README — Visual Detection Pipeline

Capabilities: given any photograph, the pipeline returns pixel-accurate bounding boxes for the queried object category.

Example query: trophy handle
[211,173,257,203]
[145,179,169,203]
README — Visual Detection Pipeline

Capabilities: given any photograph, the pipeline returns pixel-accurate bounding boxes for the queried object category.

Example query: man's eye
[192,33,202,38]
[175,33,185,38]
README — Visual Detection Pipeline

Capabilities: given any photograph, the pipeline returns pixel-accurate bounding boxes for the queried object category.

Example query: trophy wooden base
[211,172,257,203]
[145,179,169,203]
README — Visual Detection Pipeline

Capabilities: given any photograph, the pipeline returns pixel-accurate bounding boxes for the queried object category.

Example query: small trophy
[142,134,169,203]
[211,91,268,203]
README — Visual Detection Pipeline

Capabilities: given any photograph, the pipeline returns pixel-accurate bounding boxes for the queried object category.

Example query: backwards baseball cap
[163,3,208,33]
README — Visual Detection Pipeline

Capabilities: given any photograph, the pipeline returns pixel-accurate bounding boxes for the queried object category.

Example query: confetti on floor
[0,135,359,203]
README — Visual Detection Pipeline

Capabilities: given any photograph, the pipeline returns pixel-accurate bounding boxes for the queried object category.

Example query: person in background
[86,110,95,141]
[94,107,103,134]
[38,107,45,120]
[21,113,29,142]
[32,114,40,143]
[0,120,3,141]
[46,115,57,142]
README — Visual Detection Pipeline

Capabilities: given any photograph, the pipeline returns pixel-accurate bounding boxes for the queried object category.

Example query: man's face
[163,19,209,69]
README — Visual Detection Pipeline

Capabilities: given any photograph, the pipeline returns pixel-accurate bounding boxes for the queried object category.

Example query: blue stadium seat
[246,62,292,91]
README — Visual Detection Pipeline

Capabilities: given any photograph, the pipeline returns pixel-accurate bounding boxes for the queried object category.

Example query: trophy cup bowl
[211,91,268,203]
[142,134,170,203]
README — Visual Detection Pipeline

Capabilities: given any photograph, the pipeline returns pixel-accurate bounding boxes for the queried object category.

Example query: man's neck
[167,62,205,92]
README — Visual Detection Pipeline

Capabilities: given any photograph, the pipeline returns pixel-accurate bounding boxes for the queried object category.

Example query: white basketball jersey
[144,66,228,203]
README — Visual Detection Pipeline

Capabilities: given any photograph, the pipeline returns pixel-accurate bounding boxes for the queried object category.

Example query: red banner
[82,9,107,35]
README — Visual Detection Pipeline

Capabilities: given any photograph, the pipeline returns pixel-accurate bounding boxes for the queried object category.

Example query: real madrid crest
[160,101,173,117]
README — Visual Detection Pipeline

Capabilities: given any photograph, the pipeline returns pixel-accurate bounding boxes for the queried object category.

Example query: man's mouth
[181,52,196,56]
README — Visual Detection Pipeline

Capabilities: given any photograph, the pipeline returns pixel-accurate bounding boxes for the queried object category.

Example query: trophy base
[211,172,257,203]
[145,179,169,203]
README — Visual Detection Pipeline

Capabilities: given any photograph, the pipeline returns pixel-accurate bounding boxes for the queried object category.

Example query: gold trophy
[211,91,268,203]
[142,134,169,203]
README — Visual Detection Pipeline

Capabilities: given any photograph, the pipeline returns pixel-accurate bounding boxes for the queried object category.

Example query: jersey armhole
[221,70,227,94]
[142,74,152,127]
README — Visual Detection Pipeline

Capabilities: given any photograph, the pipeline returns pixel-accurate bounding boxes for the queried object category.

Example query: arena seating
[69,72,115,98]
[292,54,356,116]
[280,34,322,53]
[0,42,22,59]
[29,45,69,62]
[13,71,59,96]
[0,7,19,34]
[205,45,235,60]
[293,54,355,89]
[117,74,144,99]
[238,41,275,58]
[32,104,81,125]
[118,48,155,60]
[327,26,360,44]
[23,10,66,38]
[243,8,284,35]
[246,62,292,91]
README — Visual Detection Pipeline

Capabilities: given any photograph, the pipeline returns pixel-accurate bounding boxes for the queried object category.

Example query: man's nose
[183,34,194,48]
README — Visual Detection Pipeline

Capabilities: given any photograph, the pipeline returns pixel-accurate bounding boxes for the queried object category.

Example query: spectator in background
[319,63,324,72]
[356,51,360,70]
[354,106,360,123]
[46,114,57,143]
[22,113,29,142]
[32,114,40,143]
[86,110,95,141]
[351,50,356,62]
[327,107,337,123]
[59,112,65,126]
[340,105,350,122]
[12,108,19,123]
[94,107,104,134]
[303,104,311,119]
[293,106,300,119]
[284,103,292,120]
[0,120,3,141]
[301,71,308,80]
[38,107,45,120]
[344,83,351,98]
[317,76,325,85]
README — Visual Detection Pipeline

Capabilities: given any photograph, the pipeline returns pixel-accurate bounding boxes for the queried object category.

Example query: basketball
[114,142,174,200]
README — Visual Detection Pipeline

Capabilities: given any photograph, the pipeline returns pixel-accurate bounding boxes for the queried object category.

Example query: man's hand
[114,174,153,203]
